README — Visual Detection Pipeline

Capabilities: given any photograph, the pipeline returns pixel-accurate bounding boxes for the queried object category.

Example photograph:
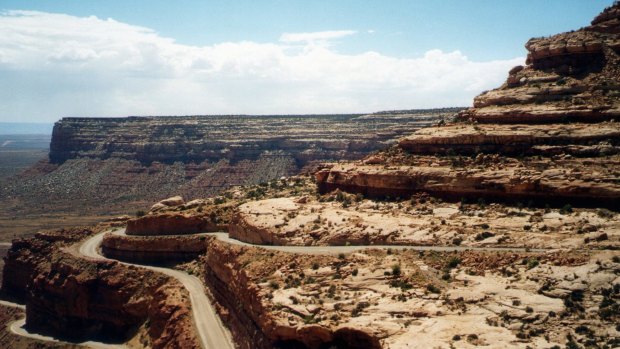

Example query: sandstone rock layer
[316,4,620,208]
[1,228,200,349]
[460,4,620,124]
[101,232,208,263]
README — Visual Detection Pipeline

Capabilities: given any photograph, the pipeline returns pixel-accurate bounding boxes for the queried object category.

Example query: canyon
[1,3,620,349]
[0,110,456,239]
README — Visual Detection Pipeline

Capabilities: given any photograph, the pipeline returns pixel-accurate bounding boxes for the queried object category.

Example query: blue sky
[0,0,614,122]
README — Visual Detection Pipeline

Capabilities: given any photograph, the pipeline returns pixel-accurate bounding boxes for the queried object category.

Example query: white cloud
[0,10,524,122]
[279,30,357,43]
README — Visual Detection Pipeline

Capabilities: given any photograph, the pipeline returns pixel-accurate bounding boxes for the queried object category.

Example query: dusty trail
[6,226,552,349]
[79,232,234,349]
[2,299,125,349]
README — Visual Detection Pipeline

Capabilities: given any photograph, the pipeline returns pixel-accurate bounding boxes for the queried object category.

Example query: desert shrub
[446,257,461,269]
[475,231,495,241]
[426,284,440,294]
[135,210,146,217]
[597,208,614,218]
[560,204,573,215]
[391,264,401,277]
[351,301,370,317]
[524,258,539,270]
[389,279,413,290]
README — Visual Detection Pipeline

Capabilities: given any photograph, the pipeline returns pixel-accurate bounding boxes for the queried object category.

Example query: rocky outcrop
[3,110,456,234]
[398,122,620,156]
[49,112,455,165]
[204,240,381,349]
[1,228,200,348]
[151,195,185,211]
[316,158,620,208]
[126,212,223,235]
[101,232,208,263]
[229,207,291,246]
[1,228,91,300]
[316,4,620,208]
[459,3,620,124]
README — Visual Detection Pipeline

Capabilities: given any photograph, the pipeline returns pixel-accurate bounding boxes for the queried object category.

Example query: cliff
[459,3,620,123]
[1,110,456,235]
[316,3,620,208]
[49,112,454,165]
[1,228,200,348]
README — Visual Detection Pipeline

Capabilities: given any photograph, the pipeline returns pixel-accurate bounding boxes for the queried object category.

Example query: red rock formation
[228,210,290,246]
[126,212,224,235]
[101,232,208,263]
[1,228,200,348]
[1,228,91,300]
[459,3,620,124]
[203,240,381,349]
[316,4,620,208]
[315,158,620,208]
[398,123,620,156]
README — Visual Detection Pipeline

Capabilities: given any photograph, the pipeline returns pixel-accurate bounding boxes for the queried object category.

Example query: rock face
[126,212,222,235]
[316,4,620,208]
[398,122,620,156]
[1,228,200,349]
[316,157,620,207]
[2,110,457,235]
[204,239,381,349]
[101,234,207,263]
[49,112,455,165]
[459,4,620,124]
[101,232,208,263]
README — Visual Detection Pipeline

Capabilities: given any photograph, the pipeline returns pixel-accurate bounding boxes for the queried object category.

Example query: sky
[0,0,614,122]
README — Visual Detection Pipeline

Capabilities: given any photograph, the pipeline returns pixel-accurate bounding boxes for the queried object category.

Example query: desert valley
[0,2,619,349]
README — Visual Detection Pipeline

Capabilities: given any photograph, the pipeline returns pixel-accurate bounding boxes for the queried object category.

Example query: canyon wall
[316,3,620,208]
[2,110,457,235]
[203,239,381,349]
[1,228,200,349]
[458,4,620,124]
[49,112,455,165]
[101,232,208,263]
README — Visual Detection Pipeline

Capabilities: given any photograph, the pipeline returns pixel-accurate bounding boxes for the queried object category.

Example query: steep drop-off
[2,110,457,236]
[1,228,200,349]
[316,3,620,208]
[49,112,454,165]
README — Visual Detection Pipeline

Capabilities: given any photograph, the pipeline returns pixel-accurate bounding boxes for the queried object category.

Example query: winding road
[2,300,125,349]
[4,227,550,349]
[79,232,234,349]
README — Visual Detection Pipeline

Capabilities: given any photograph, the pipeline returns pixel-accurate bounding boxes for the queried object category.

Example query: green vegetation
[391,264,401,277]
